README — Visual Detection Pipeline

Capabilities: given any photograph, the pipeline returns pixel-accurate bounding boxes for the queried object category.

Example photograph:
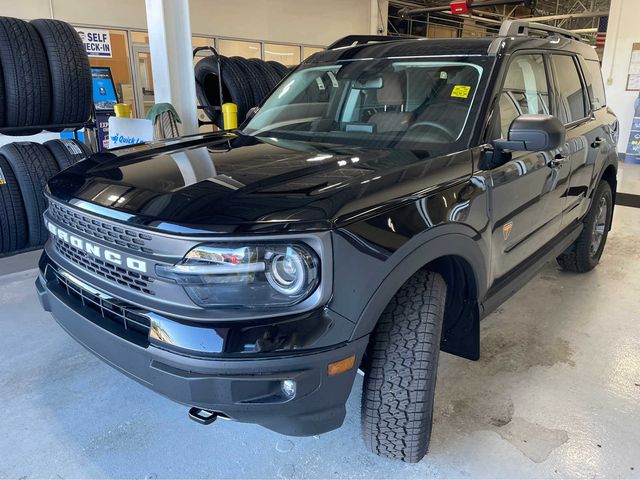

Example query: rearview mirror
[354,76,384,89]
[494,114,566,152]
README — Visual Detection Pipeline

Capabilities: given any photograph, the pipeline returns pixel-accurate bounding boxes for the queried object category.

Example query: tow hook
[188,407,218,425]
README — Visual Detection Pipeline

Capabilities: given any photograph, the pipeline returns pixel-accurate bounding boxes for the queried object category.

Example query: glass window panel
[264,43,301,66]
[130,31,149,45]
[584,59,606,110]
[246,59,486,148]
[192,36,214,49]
[551,55,588,122]
[217,39,261,59]
[86,29,136,116]
[303,46,324,60]
[499,54,550,137]
[135,49,154,117]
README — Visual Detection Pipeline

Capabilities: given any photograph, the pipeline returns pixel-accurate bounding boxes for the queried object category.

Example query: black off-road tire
[44,138,93,171]
[232,56,270,107]
[247,58,282,91]
[195,55,224,125]
[0,142,59,247]
[0,154,28,253]
[0,60,4,128]
[361,270,447,463]
[267,60,289,79]
[0,17,51,128]
[557,181,613,273]
[195,55,254,127]
[31,19,92,126]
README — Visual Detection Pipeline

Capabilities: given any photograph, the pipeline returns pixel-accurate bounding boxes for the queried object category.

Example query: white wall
[601,0,639,153]
[1,0,382,46]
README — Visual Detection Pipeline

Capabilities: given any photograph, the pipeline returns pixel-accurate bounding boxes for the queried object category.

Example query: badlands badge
[503,221,513,241]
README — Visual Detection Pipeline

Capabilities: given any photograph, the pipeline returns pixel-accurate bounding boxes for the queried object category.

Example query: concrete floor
[619,160,640,196]
[1,200,640,478]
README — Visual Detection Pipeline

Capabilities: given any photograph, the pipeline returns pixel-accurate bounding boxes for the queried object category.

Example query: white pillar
[601,0,639,153]
[145,0,198,135]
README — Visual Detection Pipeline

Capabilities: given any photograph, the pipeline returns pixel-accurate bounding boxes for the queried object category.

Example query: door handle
[548,153,567,168]
[591,137,605,148]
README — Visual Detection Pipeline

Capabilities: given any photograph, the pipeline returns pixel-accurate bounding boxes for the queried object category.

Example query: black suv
[37,21,618,462]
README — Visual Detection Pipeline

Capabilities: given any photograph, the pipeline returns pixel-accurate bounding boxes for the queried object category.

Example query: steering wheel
[409,121,457,141]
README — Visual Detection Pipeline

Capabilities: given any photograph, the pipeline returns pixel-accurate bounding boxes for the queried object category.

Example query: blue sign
[625,94,640,164]
[96,111,115,152]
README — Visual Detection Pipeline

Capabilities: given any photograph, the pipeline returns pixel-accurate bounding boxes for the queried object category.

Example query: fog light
[281,380,297,399]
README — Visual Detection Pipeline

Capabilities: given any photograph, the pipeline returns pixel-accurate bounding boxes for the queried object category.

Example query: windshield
[244,56,491,150]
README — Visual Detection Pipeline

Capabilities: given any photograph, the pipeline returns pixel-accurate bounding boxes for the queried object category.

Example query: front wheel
[360,270,446,463]
[557,181,613,273]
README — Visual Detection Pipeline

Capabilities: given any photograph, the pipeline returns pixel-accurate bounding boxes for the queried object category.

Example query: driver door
[488,53,570,280]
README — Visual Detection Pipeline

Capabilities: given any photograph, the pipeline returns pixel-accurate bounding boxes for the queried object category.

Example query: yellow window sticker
[451,85,471,99]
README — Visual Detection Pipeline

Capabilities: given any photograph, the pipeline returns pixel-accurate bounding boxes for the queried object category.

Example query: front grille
[54,237,156,295]
[47,265,150,345]
[48,201,154,254]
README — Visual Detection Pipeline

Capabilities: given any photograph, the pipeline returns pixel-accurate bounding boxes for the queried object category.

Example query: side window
[551,55,588,122]
[583,59,607,110]
[499,54,550,138]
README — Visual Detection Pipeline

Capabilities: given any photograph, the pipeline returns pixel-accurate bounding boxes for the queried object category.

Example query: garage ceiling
[388,0,612,42]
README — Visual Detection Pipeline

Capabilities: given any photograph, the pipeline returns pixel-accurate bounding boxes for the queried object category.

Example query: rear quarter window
[583,59,607,110]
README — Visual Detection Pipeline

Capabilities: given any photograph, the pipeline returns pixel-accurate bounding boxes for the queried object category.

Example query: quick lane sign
[75,27,112,58]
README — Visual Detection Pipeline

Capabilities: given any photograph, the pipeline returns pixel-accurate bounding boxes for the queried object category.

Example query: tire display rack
[0,16,97,257]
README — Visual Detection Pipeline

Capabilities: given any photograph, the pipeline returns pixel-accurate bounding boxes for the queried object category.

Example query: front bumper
[36,265,368,436]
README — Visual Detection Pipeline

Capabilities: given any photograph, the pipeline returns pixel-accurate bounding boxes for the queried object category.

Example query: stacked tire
[195,55,291,128]
[0,139,91,254]
[0,17,92,133]
[0,16,93,256]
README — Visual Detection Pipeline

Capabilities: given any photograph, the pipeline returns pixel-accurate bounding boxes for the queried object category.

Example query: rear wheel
[557,181,613,273]
[361,270,446,463]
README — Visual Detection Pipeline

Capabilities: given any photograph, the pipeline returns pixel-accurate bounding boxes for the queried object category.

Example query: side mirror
[494,114,566,152]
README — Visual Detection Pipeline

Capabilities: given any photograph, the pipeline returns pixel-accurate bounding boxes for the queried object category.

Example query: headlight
[156,243,320,308]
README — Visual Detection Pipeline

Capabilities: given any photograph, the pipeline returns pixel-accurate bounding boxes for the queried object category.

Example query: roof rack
[499,20,582,41]
[327,35,420,50]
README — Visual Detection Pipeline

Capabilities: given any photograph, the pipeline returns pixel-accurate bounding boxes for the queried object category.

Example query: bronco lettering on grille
[46,220,148,273]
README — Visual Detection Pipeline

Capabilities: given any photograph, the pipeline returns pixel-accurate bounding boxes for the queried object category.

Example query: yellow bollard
[222,103,238,130]
[114,103,131,118]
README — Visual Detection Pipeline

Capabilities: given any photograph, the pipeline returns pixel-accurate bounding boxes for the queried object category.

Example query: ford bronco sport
[37,20,618,462]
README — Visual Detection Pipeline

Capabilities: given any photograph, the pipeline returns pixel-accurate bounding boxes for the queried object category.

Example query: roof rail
[499,20,582,41]
[327,35,420,50]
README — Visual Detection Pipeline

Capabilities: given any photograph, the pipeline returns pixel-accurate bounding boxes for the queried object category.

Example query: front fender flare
[349,229,488,341]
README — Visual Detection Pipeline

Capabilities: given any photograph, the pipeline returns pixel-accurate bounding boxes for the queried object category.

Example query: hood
[48,133,467,234]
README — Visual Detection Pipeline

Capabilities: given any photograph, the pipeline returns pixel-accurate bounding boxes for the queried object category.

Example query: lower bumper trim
[36,273,368,436]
